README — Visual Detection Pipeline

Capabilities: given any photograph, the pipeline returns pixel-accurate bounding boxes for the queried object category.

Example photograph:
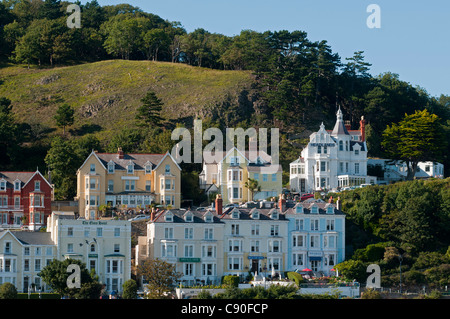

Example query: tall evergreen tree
[135,91,163,126]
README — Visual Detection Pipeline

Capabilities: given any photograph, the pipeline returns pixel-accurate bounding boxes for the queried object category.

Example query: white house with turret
[290,108,376,193]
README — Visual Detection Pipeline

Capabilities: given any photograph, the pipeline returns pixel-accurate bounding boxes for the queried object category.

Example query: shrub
[287,272,304,286]
[0,283,17,299]
[222,275,240,288]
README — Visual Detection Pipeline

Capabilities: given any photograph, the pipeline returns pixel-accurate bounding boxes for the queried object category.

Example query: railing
[0,205,24,211]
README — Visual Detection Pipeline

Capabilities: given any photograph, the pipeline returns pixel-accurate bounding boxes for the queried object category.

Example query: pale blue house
[283,199,345,275]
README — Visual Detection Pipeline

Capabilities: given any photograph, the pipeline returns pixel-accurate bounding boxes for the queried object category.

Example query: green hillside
[0,60,255,140]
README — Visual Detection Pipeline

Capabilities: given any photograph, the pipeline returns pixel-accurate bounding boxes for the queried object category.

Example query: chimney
[215,194,223,215]
[336,196,342,211]
[344,120,351,131]
[359,116,366,142]
[150,207,156,221]
[118,147,124,159]
[278,193,286,212]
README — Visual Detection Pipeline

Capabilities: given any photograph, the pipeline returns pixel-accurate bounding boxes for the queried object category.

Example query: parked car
[300,193,314,201]
[129,214,151,221]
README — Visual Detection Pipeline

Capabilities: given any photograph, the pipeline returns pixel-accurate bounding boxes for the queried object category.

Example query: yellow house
[76,148,181,219]
[200,147,282,205]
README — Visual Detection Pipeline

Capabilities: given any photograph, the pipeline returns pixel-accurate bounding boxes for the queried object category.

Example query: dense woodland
[1,0,450,289]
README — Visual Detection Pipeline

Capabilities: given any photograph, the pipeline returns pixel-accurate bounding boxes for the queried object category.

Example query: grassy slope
[0,60,254,141]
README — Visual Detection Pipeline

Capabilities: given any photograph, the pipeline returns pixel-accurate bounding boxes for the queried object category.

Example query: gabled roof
[0,230,54,246]
[0,170,52,189]
[152,209,223,223]
[80,151,181,172]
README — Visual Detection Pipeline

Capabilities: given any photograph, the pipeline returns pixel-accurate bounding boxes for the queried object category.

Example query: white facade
[47,213,132,294]
[0,212,132,294]
[290,109,376,193]
[143,209,225,286]
[368,158,445,184]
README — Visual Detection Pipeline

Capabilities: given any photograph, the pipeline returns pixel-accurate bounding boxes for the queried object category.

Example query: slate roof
[95,153,166,170]
[1,230,55,245]
[0,172,35,188]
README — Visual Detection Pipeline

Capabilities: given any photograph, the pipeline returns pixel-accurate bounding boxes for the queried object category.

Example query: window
[67,227,73,237]
[202,245,216,258]
[254,173,259,180]
[270,225,279,236]
[321,161,326,172]
[34,259,41,272]
[24,259,30,272]
[228,257,242,270]
[317,145,321,154]
[145,180,151,191]
[184,213,193,222]
[161,243,177,257]
[295,219,304,230]
[251,240,260,252]
[263,174,268,181]
[326,219,335,230]
[202,263,216,276]
[355,163,360,174]
[67,243,73,253]
[127,163,134,174]
[108,180,114,192]
[229,239,241,252]
[339,140,343,151]
[0,180,5,191]
[310,235,319,248]
[4,242,11,254]
[34,181,40,191]
[272,174,277,181]
[108,162,114,174]
[114,228,120,237]
[14,180,20,191]
[185,227,193,239]
[184,263,193,276]
[293,253,304,266]
[231,224,239,235]
[125,180,135,191]
[355,149,359,156]
[293,235,304,247]
[204,228,213,240]
[269,240,281,252]
[97,227,103,237]
[164,227,174,239]
[84,227,90,237]
[14,197,20,208]
[311,219,319,231]
[184,245,194,257]
[311,205,318,214]
[114,244,120,253]
[251,224,260,235]
[145,164,152,174]
[90,164,95,173]
[165,165,171,175]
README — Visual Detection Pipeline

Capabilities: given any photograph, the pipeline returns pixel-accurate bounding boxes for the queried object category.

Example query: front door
[251,259,259,273]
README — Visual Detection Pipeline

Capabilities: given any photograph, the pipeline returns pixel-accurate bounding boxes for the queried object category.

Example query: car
[300,193,314,201]
[196,207,206,211]
[129,214,151,221]
[225,203,239,208]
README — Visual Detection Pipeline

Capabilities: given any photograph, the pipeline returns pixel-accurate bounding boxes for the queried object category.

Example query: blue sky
[95,0,450,97]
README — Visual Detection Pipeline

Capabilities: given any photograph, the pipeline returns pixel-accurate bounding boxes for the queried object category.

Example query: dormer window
[14,180,21,191]
[270,209,279,220]
[326,205,334,214]
[251,210,260,219]
[145,162,152,174]
[108,161,115,174]
[0,180,5,191]
[204,212,213,223]
[127,161,134,174]
[311,205,318,214]
[295,205,304,214]
[184,212,193,222]
[231,209,240,219]
[165,212,173,222]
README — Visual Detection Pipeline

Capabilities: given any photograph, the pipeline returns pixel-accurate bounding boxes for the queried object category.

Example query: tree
[244,178,261,201]
[122,279,138,299]
[44,136,79,200]
[0,282,17,299]
[135,91,163,126]
[54,103,75,135]
[143,28,171,61]
[39,258,102,299]
[382,109,447,180]
[137,258,181,299]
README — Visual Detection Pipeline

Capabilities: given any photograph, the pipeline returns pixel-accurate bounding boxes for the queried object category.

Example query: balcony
[0,205,24,212]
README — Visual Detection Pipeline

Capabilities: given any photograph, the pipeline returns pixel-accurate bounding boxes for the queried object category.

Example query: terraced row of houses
[136,195,345,286]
